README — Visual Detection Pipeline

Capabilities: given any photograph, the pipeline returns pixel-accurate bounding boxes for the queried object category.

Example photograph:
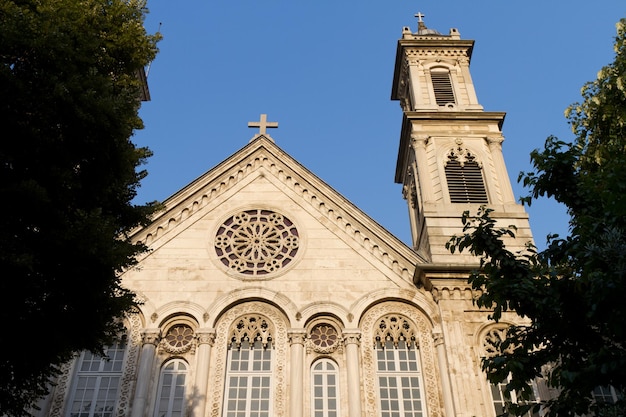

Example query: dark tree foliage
[447,19,626,417]
[0,0,160,415]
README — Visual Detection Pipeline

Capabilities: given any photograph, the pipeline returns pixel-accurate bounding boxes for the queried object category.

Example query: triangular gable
[129,135,425,286]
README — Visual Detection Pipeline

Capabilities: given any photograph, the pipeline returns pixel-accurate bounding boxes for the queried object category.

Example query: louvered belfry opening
[445,152,488,203]
[431,70,456,106]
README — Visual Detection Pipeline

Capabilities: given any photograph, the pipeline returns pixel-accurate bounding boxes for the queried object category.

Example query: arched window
[66,342,126,417]
[374,315,425,417]
[154,360,188,417]
[430,68,456,106]
[311,359,340,417]
[445,147,488,203]
[223,315,273,417]
[483,327,540,417]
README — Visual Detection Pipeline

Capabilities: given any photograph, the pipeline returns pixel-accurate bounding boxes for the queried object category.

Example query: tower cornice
[395,112,506,184]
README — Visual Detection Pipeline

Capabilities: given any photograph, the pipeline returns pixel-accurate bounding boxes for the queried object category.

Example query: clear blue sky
[133,2,625,251]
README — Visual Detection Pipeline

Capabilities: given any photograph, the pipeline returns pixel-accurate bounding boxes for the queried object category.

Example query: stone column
[410,134,435,204]
[191,329,215,417]
[458,56,481,108]
[343,330,362,417]
[130,329,160,417]
[408,60,426,109]
[486,136,516,204]
[433,330,456,417]
[288,329,307,417]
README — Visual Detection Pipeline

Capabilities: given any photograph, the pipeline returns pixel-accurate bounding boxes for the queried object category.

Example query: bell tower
[391,15,533,264]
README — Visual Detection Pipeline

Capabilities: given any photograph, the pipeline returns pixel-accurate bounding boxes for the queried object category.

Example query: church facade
[37,18,540,417]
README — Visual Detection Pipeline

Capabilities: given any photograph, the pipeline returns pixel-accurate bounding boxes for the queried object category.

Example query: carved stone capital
[432,331,444,347]
[141,329,161,346]
[410,134,430,149]
[485,136,504,147]
[287,329,307,346]
[342,330,361,346]
[196,328,216,346]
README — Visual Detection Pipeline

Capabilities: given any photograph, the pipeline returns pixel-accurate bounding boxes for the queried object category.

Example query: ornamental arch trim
[475,322,516,358]
[349,288,440,327]
[149,301,207,327]
[360,301,443,417]
[205,287,298,328]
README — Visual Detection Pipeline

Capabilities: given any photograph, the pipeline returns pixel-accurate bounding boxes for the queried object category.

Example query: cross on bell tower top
[414,12,428,32]
[248,114,278,142]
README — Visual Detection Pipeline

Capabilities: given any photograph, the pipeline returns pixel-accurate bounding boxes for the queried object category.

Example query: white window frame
[223,340,273,417]
[375,340,426,417]
[154,359,188,417]
[66,342,126,417]
[311,358,340,417]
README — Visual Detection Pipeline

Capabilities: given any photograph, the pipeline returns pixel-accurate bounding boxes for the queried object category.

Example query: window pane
[376,343,424,417]
[67,343,126,417]
[223,342,272,417]
[311,359,340,417]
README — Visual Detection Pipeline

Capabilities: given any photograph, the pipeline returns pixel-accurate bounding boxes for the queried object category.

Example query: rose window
[310,324,339,349]
[164,325,194,351]
[215,209,300,276]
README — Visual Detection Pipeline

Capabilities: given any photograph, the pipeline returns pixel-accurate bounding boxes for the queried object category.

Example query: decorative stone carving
[159,324,195,354]
[305,323,341,354]
[142,328,161,346]
[482,326,513,357]
[432,331,444,347]
[445,146,482,168]
[215,209,300,278]
[116,314,142,417]
[288,329,306,346]
[374,314,418,348]
[197,329,216,346]
[228,314,275,348]
[361,302,442,417]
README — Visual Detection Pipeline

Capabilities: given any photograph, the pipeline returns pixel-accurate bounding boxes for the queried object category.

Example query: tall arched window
[154,360,188,417]
[430,68,456,106]
[375,315,425,417]
[311,359,340,417]
[445,147,488,203]
[66,342,126,417]
[483,327,540,417]
[223,315,273,417]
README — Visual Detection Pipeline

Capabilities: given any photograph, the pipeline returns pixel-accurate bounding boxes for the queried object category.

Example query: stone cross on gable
[248,114,278,141]
[415,12,425,23]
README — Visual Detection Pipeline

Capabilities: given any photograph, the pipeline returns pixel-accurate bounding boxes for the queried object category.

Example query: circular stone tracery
[310,324,339,349]
[215,209,300,277]
[164,324,194,353]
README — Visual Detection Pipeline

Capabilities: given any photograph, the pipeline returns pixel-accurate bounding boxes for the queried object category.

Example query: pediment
[130,136,424,285]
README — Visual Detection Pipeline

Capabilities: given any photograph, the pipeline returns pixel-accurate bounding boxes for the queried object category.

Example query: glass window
[67,342,126,417]
[311,359,340,417]
[223,340,272,417]
[376,340,424,417]
[592,385,621,405]
[490,378,540,417]
[154,360,187,417]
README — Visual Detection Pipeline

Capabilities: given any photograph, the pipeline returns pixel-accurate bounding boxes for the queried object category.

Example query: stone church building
[37,17,541,417]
